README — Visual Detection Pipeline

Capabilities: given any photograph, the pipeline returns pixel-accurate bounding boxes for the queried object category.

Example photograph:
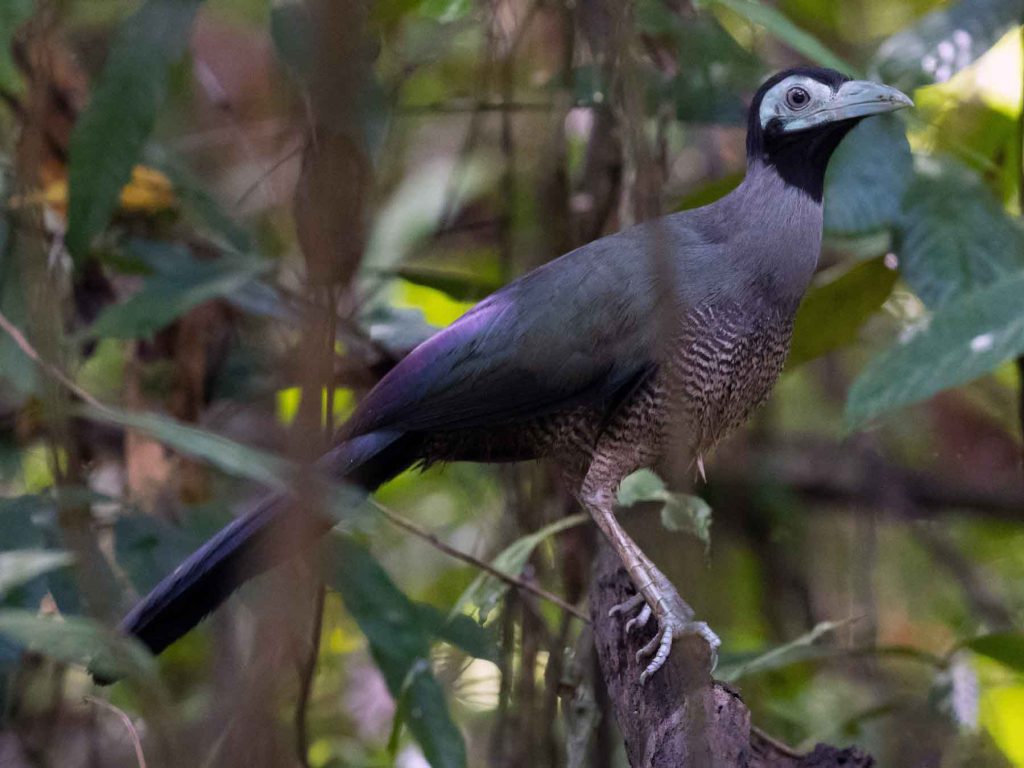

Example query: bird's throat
[753,120,857,203]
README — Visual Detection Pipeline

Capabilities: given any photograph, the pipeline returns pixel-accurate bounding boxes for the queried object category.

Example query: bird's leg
[581,484,720,683]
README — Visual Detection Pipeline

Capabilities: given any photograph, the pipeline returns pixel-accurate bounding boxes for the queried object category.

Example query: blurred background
[1,0,1024,766]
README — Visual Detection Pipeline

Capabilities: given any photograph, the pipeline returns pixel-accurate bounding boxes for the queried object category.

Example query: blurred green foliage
[1,0,1024,766]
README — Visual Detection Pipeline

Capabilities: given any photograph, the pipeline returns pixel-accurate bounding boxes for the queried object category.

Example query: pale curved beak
[783,80,914,133]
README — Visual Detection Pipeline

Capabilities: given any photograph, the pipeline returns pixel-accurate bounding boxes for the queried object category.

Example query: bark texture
[590,543,875,768]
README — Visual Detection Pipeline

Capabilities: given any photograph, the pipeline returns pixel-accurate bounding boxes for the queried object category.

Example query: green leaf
[617,469,712,552]
[719,619,852,681]
[0,551,73,598]
[824,115,913,236]
[78,403,294,489]
[845,271,1024,429]
[418,606,498,663]
[66,0,205,258]
[88,241,268,340]
[659,495,713,550]
[0,494,85,612]
[616,468,667,507]
[0,610,156,682]
[696,0,853,73]
[393,661,466,768]
[323,535,466,768]
[788,257,899,368]
[897,158,1024,308]
[962,633,1024,673]
[871,0,1023,93]
[452,514,587,619]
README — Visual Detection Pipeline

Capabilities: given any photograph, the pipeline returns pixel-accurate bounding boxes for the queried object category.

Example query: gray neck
[714,160,824,313]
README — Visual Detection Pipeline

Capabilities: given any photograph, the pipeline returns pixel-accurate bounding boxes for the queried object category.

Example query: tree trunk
[589,542,875,768]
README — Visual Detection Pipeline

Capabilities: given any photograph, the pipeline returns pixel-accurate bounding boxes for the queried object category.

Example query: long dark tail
[119,430,416,658]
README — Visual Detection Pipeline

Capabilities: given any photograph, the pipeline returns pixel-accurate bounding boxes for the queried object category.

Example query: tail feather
[118,430,415,659]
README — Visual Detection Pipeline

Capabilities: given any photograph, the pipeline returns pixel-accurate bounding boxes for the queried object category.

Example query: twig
[750,724,802,759]
[915,524,1013,629]
[0,307,108,411]
[372,501,590,622]
[84,696,148,768]
[234,141,306,209]
[294,583,326,768]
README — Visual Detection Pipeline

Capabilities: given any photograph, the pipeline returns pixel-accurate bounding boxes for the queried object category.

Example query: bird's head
[746,67,913,200]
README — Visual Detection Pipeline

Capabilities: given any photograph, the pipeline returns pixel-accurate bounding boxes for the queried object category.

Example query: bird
[116,67,912,683]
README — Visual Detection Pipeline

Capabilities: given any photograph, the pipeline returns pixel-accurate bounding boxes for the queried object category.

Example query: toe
[636,630,661,663]
[608,592,645,618]
[625,604,652,633]
[640,629,674,684]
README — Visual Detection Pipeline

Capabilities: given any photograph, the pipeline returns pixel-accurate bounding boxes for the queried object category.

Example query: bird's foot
[608,570,720,684]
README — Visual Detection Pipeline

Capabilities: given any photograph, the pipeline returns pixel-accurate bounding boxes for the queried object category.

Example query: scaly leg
[581,483,720,683]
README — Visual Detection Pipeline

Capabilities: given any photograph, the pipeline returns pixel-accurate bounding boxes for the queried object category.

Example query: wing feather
[346,224,709,438]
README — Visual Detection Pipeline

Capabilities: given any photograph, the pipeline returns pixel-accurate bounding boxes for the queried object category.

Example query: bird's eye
[785,87,810,109]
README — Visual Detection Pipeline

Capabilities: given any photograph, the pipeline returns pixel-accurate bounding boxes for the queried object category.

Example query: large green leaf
[88,241,268,340]
[824,116,913,236]
[846,271,1024,429]
[0,610,155,683]
[788,257,899,368]
[324,535,466,768]
[871,0,1024,93]
[452,514,587,620]
[696,0,853,73]
[896,158,1024,307]
[66,0,205,258]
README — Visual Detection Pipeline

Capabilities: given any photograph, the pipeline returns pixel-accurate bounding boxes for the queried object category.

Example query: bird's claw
[634,618,724,684]
[635,616,721,684]
[610,582,720,684]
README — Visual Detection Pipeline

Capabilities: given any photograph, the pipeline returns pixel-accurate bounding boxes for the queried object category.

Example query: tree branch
[589,542,875,768]
[711,440,1024,521]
